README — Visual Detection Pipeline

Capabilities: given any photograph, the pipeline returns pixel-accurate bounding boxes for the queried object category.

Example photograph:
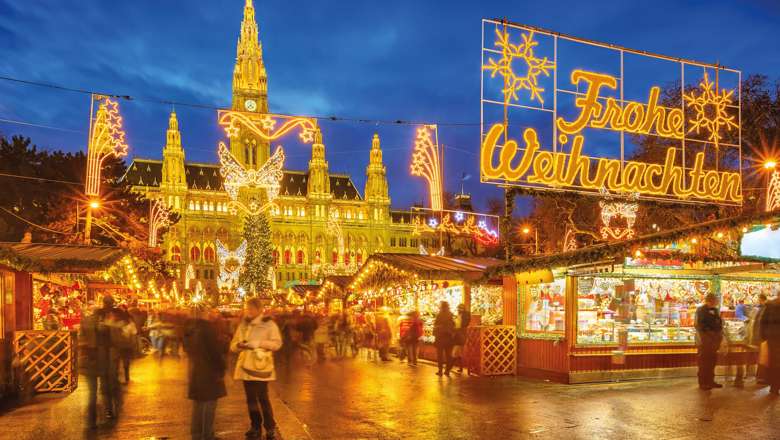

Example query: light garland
[86,96,128,196]
[148,198,171,248]
[410,125,444,211]
[563,228,577,252]
[217,110,318,144]
[216,239,247,289]
[218,141,284,215]
[411,211,499,245]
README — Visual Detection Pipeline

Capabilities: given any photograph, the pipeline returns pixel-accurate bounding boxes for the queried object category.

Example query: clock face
[244,99,257,111]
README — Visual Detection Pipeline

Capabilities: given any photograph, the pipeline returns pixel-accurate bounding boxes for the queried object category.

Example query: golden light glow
[481,123,742,203]
[410,125,444,211]
[767,169,780,212]
[683,70,738,147]
[89,200,100,209]
[216,239,246,289]
[522,227,530,234]
[218,141,285,214]
[217,110,318,144]
[556,70,684,138]
[599,192,638,240]
[483,29,555,104]
[563,229,577,252]
[765,160,778,170]
[148,198,171,248]
[86,96,128,196]
[411,213,499,245]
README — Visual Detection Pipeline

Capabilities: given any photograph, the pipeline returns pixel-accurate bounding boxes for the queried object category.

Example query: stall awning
[350,253,504,292]
[486,210,780,278]
[319,275,354,300]
[0,242,127,273]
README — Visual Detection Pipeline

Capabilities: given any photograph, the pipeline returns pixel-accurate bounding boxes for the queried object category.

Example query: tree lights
[410,125,444,211]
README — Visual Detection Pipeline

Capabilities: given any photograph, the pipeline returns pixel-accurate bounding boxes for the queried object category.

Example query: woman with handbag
[230,298,283,440]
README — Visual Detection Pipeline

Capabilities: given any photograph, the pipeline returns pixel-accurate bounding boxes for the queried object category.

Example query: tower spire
[232,0,267,112]
[365,133,390,205]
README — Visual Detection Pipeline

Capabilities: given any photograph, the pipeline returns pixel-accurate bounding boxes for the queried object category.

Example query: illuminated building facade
[123,0,425,290]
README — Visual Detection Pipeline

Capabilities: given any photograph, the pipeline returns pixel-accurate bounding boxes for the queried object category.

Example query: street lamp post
[83,200,100,244]
[521,226,539,255]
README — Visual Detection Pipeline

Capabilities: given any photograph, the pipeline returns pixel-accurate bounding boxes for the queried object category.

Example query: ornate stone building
[123,0,421,291]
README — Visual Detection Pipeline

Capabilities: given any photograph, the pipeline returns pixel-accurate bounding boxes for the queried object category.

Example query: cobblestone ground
[1,352,779,439]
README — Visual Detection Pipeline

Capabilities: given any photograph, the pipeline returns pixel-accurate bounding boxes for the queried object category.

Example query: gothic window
[204,246,215,263]
[314,250,321,264]
[189,200,195,211]
[399,238,407,247]
[344,252,351,265]
[358,210,364,220]
[332,251,338,265]
[356,252,363,266]
[410,238,419,248]
[296,250,304,265]
[190,246,201,262]
[284,249,292,265]
[390,237,396,247]
[170,245,182,262]
[272,249,279,266]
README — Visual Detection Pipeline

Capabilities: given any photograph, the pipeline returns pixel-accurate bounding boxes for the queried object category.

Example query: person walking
[79,296,124,429]
[399,311,423,366]
[434,301,456,377]
[230,298,283,440]
[747,294,768,384]
[695,293,724,390]
[114,307,137,383]
[760,295,780,395]
[375,314,392,362]
[452,304,472,374]
[184,308,227,440]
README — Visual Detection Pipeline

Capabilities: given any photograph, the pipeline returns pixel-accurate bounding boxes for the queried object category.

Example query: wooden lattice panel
[13,330,76,393]
[464,325,516,376]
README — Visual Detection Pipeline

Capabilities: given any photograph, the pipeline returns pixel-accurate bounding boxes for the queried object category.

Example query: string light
[599,190,638,240]
[410,125,444,211]
[85,96,128,196]
[217,110,318,144]
[216,239,247,289]
[683,70,738,147]
[767,168,780,212]
[482,28,555,104]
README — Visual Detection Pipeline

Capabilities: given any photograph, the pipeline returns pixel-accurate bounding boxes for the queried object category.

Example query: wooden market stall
[318,275,354,314]
[487,212,780,384]
[0,243,126,396]
[349,253,514,375]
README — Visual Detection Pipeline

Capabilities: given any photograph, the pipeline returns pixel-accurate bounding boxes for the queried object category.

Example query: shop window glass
[523,278,566,334]
[576,277,709,345]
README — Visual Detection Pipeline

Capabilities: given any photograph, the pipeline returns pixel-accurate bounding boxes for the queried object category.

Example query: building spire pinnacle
[232,0,267,111]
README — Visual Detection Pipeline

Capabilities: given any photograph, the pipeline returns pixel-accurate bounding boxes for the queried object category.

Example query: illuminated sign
[480,20,742,205]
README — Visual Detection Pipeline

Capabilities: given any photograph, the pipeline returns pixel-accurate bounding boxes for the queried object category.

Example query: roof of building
[484,210,780,279]
[0,242,127,273]
[123,159,362,200]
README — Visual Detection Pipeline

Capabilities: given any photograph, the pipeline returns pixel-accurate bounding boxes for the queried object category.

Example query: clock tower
[230,0,270,169]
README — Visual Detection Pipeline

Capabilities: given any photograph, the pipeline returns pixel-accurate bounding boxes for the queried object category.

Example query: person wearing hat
[695,293,724,390]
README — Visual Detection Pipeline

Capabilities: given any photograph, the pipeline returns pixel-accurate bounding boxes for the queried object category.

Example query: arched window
[190,246,201,262]
[356,252,363,266]
[314,250,321,264]
[272,250,279,266]
[296,250,304,265]
[170,245,181,262]
[284,249,292,265]
[344,252,351,265]
[204,246,215,263]
[332,251,339,265]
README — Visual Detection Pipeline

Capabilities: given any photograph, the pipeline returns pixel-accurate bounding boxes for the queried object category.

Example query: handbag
[241,348,274,379]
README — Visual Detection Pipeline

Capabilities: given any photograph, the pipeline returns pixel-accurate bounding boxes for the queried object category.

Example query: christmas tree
[239,212,274,296]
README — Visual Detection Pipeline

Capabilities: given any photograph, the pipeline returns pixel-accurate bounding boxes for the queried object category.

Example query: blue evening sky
[0,0,778,213]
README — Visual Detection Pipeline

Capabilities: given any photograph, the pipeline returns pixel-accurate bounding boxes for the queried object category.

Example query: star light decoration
[216,239,247,290]
[86,96,128,196]
[218,142,285,215]
[683,70,738,147]
[483,28,555,104]
[410,125,444,211]
[599,190,639,240]
[412,213,499,245]
[148,198,172,248]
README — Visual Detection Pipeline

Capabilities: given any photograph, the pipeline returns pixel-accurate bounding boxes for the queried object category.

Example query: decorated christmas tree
[239,212,274,296]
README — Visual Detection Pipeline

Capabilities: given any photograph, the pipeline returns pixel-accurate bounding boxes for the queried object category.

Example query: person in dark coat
[695,293,723,390]
[184,309,228,440]
[433,301,456,377]
[79,296,124,429]
[760,296,780,395]
[453,304,472,374]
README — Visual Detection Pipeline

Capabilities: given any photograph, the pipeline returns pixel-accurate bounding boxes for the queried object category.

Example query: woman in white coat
[230,298,282,440]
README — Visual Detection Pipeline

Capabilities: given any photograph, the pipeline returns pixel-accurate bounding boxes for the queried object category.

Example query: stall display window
[720,280,780,342]
[471,285,504,325]
[523,278,565,334]
[576,277,709,345]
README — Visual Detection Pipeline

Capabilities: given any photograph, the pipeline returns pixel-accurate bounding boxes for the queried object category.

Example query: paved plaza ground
[1,353,779,439]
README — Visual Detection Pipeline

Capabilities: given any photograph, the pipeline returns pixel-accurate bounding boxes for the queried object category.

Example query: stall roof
[350,253,504,292]
[486,210,780,278]
[318,275,354,300]
[0,242,127,273]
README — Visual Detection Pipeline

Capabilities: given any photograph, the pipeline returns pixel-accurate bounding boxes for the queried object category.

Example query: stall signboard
[480,19,742,205]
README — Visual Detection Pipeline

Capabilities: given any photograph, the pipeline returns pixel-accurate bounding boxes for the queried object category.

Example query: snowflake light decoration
[683,70,738,147]
[483,29,555,104]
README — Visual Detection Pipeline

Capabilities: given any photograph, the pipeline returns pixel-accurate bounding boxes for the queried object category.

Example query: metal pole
[84,206,93,244]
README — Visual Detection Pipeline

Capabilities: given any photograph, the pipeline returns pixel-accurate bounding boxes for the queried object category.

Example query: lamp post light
[84,199,100,244]
[521,225,539,255]
[765,159,779,213]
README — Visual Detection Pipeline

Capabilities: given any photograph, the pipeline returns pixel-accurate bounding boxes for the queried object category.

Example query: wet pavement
[2,351,780,439]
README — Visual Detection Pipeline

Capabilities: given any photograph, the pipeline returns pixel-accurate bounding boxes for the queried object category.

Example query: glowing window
[170,245,181,263]
[204,247,215,263]
[190,246,201,262]
[284,249,292,265]
[296,250,304,264]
